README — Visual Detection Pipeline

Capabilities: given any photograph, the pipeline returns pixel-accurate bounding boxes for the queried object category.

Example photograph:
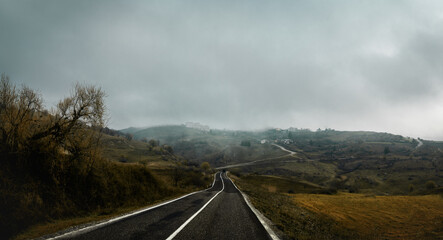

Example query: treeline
[263,128,407,144]
[101,126,127,138]
[0,74,209,239]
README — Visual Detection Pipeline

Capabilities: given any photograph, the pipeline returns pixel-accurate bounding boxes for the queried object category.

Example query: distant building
[185,122,210,132]
[281,139,293,144]
[260,139,268,144]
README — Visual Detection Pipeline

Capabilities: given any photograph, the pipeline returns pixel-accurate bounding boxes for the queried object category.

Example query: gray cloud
[1,0,443,139]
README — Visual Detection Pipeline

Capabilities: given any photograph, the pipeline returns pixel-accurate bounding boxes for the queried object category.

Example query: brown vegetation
[0,74,211,239]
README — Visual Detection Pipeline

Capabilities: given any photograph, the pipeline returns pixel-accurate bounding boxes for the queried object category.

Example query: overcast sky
[1,1,443,140]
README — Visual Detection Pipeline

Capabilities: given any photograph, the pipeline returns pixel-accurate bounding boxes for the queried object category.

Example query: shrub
[240,140,251,147]
[426,181,437,190]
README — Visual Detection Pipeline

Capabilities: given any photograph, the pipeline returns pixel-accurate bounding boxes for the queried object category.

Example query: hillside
[123,125,442,195]
[120,125,287,167]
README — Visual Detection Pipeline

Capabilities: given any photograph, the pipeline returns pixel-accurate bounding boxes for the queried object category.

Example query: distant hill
[119,126,422,165]
[120,125,286,166]
[119,126,144,135]
[120,125,442,195]
[121,125,208,144]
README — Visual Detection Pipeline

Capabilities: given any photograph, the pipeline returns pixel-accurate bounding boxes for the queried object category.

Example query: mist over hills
[119,123,438,167]
[120,124,442,196]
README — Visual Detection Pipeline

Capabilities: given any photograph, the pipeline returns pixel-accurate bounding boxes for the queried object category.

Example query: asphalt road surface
[56,172,272,240]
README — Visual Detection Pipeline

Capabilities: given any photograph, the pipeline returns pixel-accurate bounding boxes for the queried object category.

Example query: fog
[1,1,443,139]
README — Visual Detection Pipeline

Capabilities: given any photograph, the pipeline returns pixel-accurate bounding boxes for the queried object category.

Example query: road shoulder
[227,173,280,240]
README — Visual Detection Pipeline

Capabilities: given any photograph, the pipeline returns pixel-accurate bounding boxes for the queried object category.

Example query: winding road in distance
[50,172,274,240]
[217,143,298,170]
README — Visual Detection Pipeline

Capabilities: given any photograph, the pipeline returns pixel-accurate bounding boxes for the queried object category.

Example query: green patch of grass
[101,134,179,164]
[240,174,325,194]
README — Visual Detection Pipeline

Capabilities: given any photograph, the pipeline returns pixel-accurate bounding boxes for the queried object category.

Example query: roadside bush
[181,169,207,188]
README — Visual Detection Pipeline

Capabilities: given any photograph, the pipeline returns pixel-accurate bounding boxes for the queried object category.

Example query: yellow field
[292,193,443,239]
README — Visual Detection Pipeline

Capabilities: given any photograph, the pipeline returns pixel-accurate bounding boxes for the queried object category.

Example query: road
[415,138,423,149]
[271,143,296,155]
[215,154,289,170]
[52,172,273,240]
[216,143,298,170]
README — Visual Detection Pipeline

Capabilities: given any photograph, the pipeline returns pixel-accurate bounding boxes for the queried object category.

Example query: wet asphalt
[60,172,271,240]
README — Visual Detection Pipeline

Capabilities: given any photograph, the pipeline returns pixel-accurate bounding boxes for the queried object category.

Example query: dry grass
[292,193,443,239]
[239,174,324,194]
[232,173,443,239]
[262,184,277,193]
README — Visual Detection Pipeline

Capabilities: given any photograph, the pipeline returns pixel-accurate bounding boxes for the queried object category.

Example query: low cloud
[1,0,443,139]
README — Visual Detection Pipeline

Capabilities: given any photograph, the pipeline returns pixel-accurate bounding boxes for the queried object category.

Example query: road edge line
[227,174,280,240]
[165,172,225,240]
[46,172,219,239]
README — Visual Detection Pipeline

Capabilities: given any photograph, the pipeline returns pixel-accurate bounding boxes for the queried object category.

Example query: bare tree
[0,73,42,153]
[1,74,106,175]
[32,83,105,142]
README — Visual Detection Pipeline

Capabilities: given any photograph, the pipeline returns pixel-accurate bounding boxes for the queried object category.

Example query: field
[293,193,443,239]
[231,173,443,240]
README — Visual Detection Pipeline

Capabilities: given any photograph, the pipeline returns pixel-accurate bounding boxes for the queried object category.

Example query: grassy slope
[101,134,178,165]
[235,131,441,195]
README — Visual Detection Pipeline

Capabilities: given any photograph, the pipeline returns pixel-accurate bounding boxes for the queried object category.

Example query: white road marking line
[227,174,280,240]
[210,171,217,188]
[166,172,225,240]
[47,172,219,239]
